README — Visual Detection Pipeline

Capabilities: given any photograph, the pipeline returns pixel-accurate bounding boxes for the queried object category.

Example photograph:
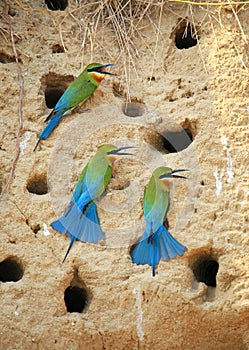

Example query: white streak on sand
[133,285,144,341]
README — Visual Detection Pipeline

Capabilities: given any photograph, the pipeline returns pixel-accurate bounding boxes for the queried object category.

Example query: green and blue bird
[131,167,188,276]
[34,63,116,151]
[51,144,134,262]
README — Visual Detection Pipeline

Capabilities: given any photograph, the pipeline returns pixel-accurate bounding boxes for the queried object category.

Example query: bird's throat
[162,179,171,190]
[108,156,116,165]
[91,72,105,84]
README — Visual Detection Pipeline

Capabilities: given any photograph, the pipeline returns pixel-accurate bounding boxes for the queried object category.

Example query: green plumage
[144,167,172,232]
[50,144,134,262]
[34,63,115,151]
[72,144,115,203]
[131,166,187,276]
[45,63,103,123]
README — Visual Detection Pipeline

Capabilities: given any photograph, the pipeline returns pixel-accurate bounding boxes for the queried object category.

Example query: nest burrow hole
[174,19,199,50]
[162,128,193,152]
[0,257,24,282]
[45,0,68,11]
[156,118,197,153]
[64,270,91,313]
[40,73,74,109]
[0,52,16,64]
[122,102,146,117]
[192,257,219,287]
[51,44,65,54]
[26,173,48,195]
[64,286,89,313]
[8,7,16,16]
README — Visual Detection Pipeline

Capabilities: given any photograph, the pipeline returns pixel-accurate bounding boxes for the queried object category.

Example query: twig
[231,5,248,45]
[168,0,249,6]
[149,2,163,82]
[0,1,24,200]
[189,4,208,73]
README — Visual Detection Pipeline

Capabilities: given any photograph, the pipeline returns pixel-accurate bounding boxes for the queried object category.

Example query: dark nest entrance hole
[64,286,89,313]
[26,173,48,195]
[0,52,16,64]
[40,73,74,109]
[192,256,219,287]
[160,118,197,153]
[0,257,24,282]
[64,269,92,313]
[174,19,199,50]
[45,0,68,11]
[162,128,193,152]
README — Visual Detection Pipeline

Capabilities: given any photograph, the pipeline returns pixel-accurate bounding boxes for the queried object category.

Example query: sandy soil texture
[0,1,249,349]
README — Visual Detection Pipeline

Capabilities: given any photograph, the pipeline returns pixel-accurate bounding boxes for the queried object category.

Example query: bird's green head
[98,144,134,164]
[154,166,188,188]
[86,63,116,84]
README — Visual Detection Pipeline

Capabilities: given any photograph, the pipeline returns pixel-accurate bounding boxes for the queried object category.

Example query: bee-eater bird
[51,144,134,262]
[33,63,116,151]
[130,167,188,276]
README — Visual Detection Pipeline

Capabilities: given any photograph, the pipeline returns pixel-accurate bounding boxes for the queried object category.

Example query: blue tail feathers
[39,115,62,140]
[51,201,105,261]
[131,225,187,276]
[33,115,62,151]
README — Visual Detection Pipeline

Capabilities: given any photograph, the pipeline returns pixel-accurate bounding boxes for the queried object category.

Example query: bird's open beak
[108,146,135,156]
[160,169,189,179]
[97,64,117,76]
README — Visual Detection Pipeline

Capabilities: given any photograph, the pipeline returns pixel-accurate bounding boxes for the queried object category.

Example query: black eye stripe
[87,67,102,73]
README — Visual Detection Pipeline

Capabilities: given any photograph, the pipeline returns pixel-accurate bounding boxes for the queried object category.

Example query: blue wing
[39,115,62,140]
[131,225,187,276]
[34,82,86,148]
[46,76,96,122]
[33,114,63,150]
[51,199,105,261]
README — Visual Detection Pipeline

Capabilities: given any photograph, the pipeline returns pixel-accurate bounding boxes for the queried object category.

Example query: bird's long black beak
[160,169,189,179]
[96,64,117,76]
[108,146,135,156]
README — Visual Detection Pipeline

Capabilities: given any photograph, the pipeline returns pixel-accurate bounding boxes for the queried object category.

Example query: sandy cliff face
[0,1,249,349]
